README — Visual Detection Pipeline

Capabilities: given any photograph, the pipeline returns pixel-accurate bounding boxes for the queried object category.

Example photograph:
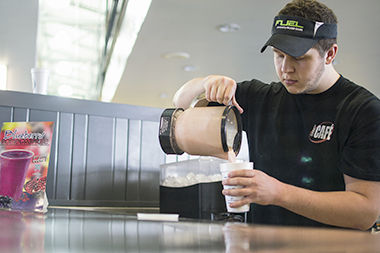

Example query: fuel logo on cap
[275,19,304,31]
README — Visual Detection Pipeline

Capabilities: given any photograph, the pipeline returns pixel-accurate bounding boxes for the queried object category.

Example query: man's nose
[281,56,295,73]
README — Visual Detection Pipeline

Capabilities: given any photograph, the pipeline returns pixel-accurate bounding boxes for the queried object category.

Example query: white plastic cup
[31,68,49,94]
[220,161,253,213]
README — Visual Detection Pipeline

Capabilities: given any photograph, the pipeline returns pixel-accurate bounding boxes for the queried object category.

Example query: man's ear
[325,44,338,64]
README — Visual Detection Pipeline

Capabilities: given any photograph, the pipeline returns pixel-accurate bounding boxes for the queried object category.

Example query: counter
[1,207,379,252]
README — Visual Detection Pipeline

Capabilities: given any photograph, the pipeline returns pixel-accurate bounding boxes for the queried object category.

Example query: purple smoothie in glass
[0,149,34,200]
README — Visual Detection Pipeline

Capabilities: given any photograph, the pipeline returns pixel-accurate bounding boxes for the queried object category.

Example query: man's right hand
[202,75,244,114]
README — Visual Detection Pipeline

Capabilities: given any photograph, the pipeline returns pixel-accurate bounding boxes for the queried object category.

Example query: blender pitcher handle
[190,93,209,108]
[191,93,233,108]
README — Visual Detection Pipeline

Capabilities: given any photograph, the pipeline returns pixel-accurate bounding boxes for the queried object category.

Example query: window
[37,0,108,99]
[36,0,151,101]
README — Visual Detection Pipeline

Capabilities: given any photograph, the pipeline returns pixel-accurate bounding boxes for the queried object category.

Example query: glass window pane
[36,0,108,99]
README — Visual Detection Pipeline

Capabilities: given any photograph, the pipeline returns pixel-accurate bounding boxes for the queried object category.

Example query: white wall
[0,0,39,92]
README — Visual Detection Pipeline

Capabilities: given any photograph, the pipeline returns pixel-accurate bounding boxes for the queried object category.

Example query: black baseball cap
[261,15,337,58]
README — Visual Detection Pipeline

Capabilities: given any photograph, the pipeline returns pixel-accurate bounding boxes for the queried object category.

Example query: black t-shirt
[235,75,380,227]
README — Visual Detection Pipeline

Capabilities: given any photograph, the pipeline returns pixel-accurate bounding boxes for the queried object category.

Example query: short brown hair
[278,0,338,56]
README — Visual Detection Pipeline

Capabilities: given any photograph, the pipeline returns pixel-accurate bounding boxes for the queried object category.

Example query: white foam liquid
[227,148,237,163]
[162,173,222,187]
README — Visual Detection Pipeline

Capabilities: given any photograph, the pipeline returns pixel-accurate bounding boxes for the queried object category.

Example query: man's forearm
[173,77,205,109]
[277,182,378,230]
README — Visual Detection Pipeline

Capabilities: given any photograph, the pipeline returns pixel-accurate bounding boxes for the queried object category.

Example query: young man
[173,0,380,230]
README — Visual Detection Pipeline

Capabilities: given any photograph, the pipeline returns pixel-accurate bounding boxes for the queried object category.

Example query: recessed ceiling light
[217,23,241,32]
[160,93,168,99]
[162,51,190,59]
[183,65,197,72]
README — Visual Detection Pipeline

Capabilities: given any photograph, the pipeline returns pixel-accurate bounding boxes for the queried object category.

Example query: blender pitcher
[158,96,242,160]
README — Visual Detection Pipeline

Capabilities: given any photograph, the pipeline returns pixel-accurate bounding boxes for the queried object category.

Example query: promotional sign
[0,122,54,212]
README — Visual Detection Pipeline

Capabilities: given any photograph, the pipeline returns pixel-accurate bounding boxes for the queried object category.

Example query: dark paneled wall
[0,91,165,207]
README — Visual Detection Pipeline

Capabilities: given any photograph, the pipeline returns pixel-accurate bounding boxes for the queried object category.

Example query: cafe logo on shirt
[309,122,334,143]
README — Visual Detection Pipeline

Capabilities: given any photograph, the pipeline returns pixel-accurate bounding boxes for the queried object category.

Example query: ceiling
[112,0,380,108]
